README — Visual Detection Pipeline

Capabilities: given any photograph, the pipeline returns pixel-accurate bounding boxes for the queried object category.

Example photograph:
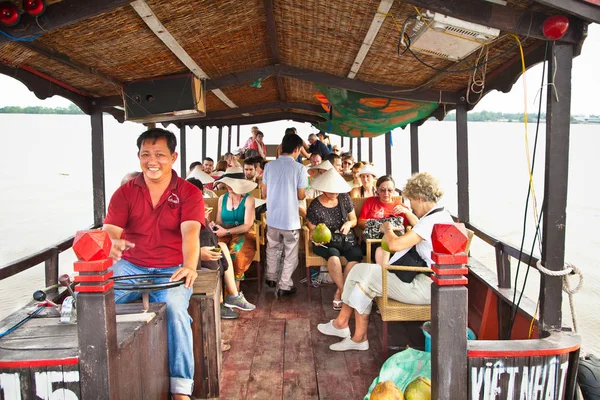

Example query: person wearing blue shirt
[262,133,307,297]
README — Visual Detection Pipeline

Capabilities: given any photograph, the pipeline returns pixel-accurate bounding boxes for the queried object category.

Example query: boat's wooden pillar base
[189,270,222,399]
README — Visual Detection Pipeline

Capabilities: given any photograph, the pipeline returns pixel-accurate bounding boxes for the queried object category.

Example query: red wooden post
[430,223,469,399]
[73,230,117,400]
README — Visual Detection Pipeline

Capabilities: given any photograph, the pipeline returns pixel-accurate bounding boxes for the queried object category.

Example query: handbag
[329,231,358,251]
[327,196,359,251]
[363,216,405,240]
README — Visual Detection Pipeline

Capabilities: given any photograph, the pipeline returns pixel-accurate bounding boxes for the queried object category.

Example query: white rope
[536,260,584,332]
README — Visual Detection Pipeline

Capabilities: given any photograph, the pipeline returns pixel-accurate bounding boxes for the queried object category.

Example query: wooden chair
[203,197,263,291]
[301,196,368,298]
[374,229,474,359]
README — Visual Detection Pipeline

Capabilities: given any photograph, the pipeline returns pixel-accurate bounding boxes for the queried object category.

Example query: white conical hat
[310,168,353,193]
[357,164,378,177]
[218,177,258,195]
[186,166,214,184]
[307,160,333,171]
[254,198,266,208]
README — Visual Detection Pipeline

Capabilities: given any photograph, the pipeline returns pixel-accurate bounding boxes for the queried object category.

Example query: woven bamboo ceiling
[0,0,596,128]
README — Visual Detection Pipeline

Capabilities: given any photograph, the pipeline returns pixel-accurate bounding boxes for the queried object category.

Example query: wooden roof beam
[406,0,585,45]
[0,64,92,113]
[0,0,132,46]
[21,42,122,88]
[130,0,239,109]
[206,64,460,104]
[348,0,394,79]
[182,112,325,128]
[533,0,600,24]
[204,101,324,119]
[264,0,287,104]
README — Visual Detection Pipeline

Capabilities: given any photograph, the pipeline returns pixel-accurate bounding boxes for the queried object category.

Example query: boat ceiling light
[408,11,500,62]
[22,0,45,16]
[543,15,570,41]
[0,2,20,26]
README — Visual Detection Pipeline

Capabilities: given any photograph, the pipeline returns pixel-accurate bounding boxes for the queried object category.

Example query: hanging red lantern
[0,2,20,26]
[542,15,570,41]
[22,0,45,16]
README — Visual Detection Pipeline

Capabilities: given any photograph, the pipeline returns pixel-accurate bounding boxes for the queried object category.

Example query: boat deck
[219,269,426,400]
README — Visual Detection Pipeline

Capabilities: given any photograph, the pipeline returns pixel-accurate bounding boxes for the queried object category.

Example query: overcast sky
[1,24,599,114]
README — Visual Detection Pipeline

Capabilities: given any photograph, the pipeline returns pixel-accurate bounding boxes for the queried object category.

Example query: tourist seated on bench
[306,169,362,311]
[316,172,452,352]
[210,168,257,294]
[187,178,256,320]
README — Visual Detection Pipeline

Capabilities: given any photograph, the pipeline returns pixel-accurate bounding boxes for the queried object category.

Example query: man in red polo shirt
[103,128,204,400]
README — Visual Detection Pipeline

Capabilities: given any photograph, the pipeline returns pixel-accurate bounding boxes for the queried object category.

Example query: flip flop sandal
[333,300,343,311]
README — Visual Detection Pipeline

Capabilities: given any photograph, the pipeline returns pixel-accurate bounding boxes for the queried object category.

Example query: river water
[0,114,598,354]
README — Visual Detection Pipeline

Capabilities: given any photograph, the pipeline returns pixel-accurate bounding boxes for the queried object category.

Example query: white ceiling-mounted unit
[408,11,500,61]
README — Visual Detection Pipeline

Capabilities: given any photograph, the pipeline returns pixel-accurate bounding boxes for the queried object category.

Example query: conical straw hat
[218,177,258,195]
[310,168,353,193]
[308,160,333,171]
[187,166,214,184]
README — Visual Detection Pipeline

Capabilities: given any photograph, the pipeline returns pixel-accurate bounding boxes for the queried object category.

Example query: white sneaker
[317,320,351,338]
[329,337,369,352]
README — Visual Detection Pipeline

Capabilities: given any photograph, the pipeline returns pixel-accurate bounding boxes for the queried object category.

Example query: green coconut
[404,376,431,400]
[381,236,390,252]
[312,223,332,243]
[370,380,404,400]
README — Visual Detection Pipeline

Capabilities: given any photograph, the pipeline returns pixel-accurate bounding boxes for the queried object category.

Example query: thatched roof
[0,0,596,131]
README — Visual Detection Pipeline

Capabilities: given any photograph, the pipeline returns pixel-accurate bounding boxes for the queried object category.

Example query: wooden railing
[451,216,540,292]
[0,224,98,288]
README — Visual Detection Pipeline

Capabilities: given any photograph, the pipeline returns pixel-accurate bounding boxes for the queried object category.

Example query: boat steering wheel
[110,274,185,311]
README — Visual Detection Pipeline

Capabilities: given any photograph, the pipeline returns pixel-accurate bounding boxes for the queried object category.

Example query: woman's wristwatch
[226,230,231,236]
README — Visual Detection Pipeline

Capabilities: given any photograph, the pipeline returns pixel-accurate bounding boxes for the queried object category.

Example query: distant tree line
[443,111,581,123]
[0,104,84,114]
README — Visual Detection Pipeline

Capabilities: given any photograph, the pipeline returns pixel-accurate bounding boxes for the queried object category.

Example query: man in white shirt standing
[262,133,307,296]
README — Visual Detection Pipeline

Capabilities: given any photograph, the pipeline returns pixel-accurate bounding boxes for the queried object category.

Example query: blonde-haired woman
[316,172,452,351]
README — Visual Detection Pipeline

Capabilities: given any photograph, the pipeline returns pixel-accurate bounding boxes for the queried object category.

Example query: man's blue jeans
[111,260,194,395]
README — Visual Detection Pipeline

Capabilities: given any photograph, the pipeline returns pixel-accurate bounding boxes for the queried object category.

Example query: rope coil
[536,260,583,332]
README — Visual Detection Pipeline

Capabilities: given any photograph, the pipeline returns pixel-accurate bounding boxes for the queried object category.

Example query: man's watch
[226,230,231,236]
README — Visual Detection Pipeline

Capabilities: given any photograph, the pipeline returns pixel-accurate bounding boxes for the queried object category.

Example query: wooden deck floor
[219,270,396,400]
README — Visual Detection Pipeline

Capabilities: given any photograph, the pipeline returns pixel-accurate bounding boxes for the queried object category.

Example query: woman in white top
[316,172,453,352]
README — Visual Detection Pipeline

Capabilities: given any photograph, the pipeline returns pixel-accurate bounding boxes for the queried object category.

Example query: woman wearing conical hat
[210,167,258,295]
[306,168,363,311]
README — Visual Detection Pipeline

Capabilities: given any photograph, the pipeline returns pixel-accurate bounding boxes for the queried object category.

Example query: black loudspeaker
[123,74,206,123]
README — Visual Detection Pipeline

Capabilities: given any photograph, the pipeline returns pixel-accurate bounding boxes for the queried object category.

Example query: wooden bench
[189,270,222,399]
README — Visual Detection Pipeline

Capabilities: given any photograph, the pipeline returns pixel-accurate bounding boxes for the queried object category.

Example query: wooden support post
[73,231,117,399]
[349,137,354,155]
[357,138,362,161]
[201,126,207,160]
[179,124,187,177]
[341,136,344,148]
[368,137,373,163]
[44,247,59,290]
[217,126,223,160]
[430,224,469,399]
[456,103,470,223]
[384,131,392,176]
[91,106,106,227]
[227,125,232,153]
[541,43,573,331]
[410,123,419,174]
[236,125,241,147]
